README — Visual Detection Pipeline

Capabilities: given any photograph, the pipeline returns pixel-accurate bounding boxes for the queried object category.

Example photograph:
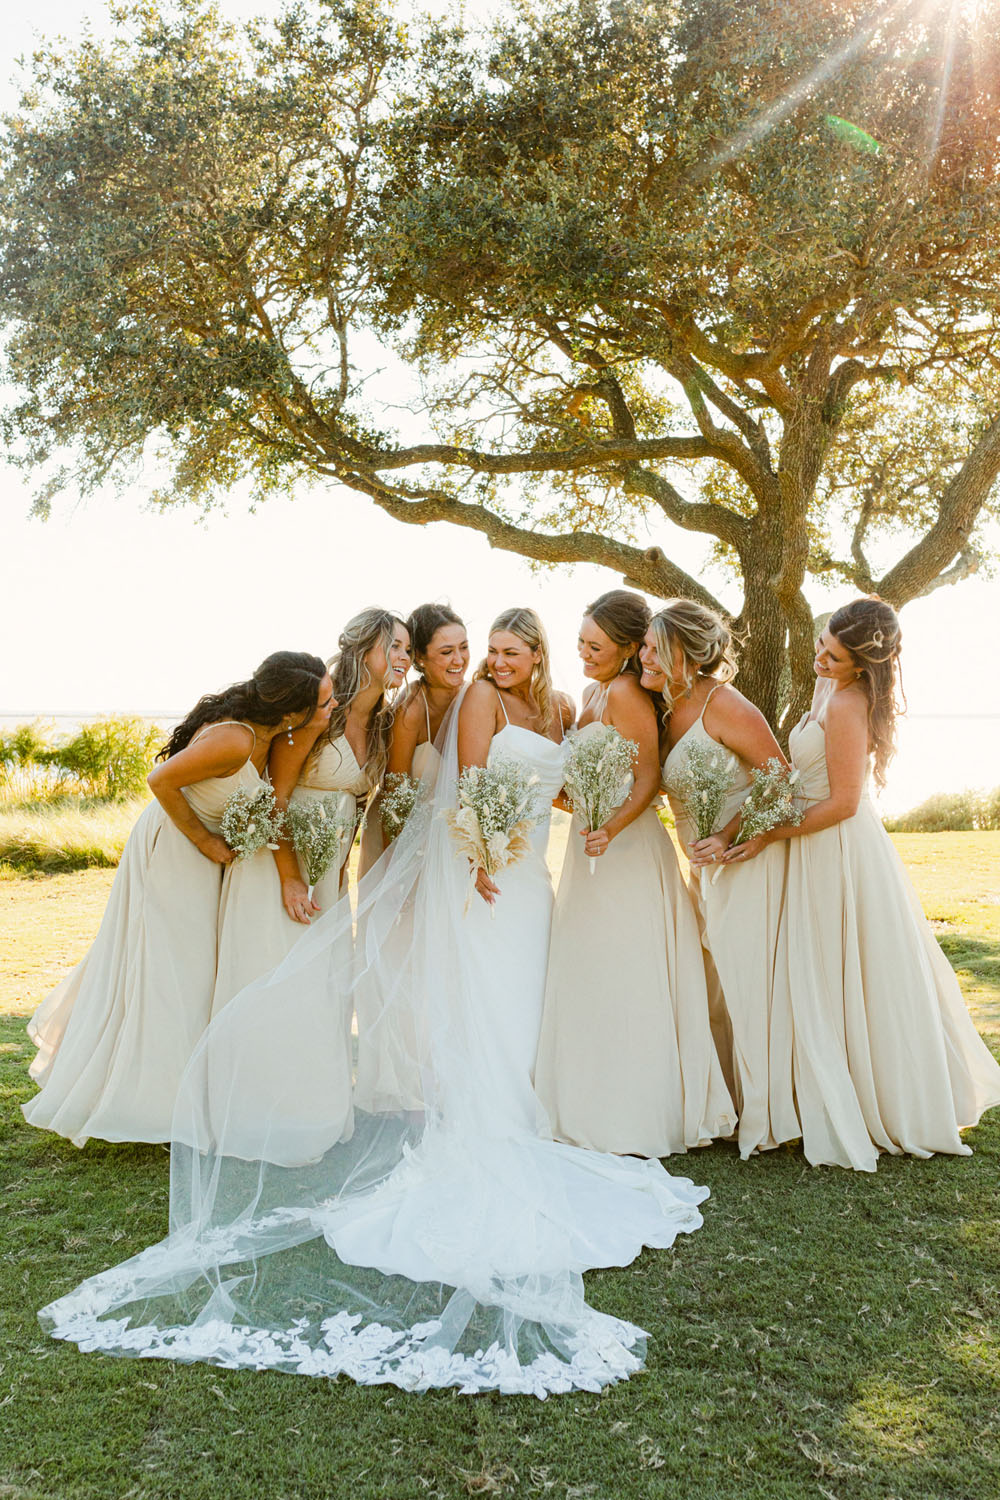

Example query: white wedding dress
[38,693,709,1396]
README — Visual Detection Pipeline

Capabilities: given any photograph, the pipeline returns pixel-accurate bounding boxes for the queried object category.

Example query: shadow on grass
[4,1011,1000,1500]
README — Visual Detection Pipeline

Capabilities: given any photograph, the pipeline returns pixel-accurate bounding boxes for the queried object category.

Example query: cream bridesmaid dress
[663,688,799,1160]
[534,701,736,1157]
[22,722,261,1146]
[211,734,367,1016]
[785,699,1000,1162]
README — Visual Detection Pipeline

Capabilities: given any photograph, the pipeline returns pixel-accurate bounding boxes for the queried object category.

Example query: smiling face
[419,623,470,693]
[577,616,631,682]
[814,626,858,686]
[487,630,539,691]
[366,622,412,692]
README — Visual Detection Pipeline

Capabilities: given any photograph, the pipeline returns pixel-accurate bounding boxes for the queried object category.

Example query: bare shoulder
[190,720,256,756]
[825,687,868,726]
[399,689,426,728]
[555,690,575,730]
[710,682,766,729]
[606,674,655,713]
[460,679,501,724]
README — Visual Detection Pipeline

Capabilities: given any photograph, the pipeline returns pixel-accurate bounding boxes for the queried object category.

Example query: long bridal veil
[40,692,708,1396]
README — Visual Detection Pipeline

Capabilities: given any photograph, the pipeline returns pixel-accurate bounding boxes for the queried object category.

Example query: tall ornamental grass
[0,796,147,872]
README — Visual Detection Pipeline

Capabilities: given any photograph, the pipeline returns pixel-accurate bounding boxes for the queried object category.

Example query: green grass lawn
[1,837,999,1500]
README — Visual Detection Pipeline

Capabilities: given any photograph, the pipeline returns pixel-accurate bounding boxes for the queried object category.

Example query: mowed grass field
[1,834,998,1500]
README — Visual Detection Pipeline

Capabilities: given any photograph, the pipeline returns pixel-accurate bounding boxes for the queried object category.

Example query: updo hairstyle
[584,589,651,678]
[648,598,738,716]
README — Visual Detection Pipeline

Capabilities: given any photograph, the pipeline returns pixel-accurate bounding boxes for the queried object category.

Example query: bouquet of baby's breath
[711,759,802,884]
[286,794,353,900]
[381,771,422,842]
[665,739,738,841]
[220,785,286,860]
[734,759,803,845]
[562,724,638,873]
[446,757,541,914]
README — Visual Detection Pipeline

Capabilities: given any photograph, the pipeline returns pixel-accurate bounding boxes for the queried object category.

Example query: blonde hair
[649,599,738,717]
[828,596,904,789]
[473,607,555,732]
[320,607,407,791]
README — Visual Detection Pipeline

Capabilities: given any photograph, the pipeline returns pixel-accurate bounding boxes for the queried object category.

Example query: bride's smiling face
[488,631,538,691]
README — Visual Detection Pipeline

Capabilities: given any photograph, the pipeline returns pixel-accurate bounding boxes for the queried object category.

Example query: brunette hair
[407,602,466,679]
[648,598,738,716]
[320,607,408,791]
[827,596,904,788]
[157,651,327,760]
[583,589,651,678]
[473,606,555,732]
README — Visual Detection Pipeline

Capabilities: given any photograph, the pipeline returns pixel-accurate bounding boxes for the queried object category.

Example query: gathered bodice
[662,716,751,848]
[298,735,370,797]
[183,723,265,833]
[488,724,568,854]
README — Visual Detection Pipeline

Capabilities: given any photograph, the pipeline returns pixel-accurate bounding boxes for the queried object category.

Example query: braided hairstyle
[473,607,555,732]
[827,596,904,788]
[157,651,328,761]
[584,589,651,678]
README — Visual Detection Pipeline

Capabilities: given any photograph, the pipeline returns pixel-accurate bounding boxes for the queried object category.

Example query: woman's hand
[721,831,772,865]
[282,875,320,924]
[687,833,729,868]
[582,825,613,859]
[199,832,238,866]
[474,867,500,905]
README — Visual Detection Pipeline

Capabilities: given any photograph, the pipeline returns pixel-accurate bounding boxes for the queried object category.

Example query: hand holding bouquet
[220,785,287,860]
[713,759,803,881]
[446,757,541,914]
[562,724,637,872]
[286,794,353,901]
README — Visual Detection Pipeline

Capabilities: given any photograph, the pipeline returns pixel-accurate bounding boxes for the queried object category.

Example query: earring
[286,720,295,746]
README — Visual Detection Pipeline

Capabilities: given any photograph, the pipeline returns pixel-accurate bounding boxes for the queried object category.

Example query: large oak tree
[3,0,999,723]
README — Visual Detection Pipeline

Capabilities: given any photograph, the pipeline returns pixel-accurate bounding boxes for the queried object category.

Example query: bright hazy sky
[3,0,998,814]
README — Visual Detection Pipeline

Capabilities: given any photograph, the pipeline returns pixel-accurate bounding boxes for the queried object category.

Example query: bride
[38,609,710,1397]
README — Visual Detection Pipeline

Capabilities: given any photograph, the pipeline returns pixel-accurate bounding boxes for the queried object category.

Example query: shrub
[884,787,1000,833]
[0,721,69,803]
[47,717,163,801]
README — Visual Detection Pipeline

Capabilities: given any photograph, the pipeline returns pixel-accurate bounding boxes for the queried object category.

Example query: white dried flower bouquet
[562,724,638,872]
[446,757,542,914]
[380,771,423,842]
[665,738,738,842]
[220,785,286,860]
[287,794,353,900]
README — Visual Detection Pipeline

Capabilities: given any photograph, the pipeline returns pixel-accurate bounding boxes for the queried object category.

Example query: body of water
[3,711,997,818]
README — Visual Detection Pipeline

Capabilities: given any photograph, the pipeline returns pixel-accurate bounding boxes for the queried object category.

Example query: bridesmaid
[358,603,469,872]
[22,652,331,1145]
[534,590,735,1157]
[725,596,1000,1163]
[651,600,801,1161]
[210,610,410,1014]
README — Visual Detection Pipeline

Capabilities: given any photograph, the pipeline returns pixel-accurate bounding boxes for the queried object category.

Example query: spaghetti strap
[697,683,722,722]
[190,720,257,750]
[421,688,432,743]
[494,688,511,726]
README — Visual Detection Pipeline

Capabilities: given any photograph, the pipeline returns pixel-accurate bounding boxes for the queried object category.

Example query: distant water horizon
[3,710,999,816]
